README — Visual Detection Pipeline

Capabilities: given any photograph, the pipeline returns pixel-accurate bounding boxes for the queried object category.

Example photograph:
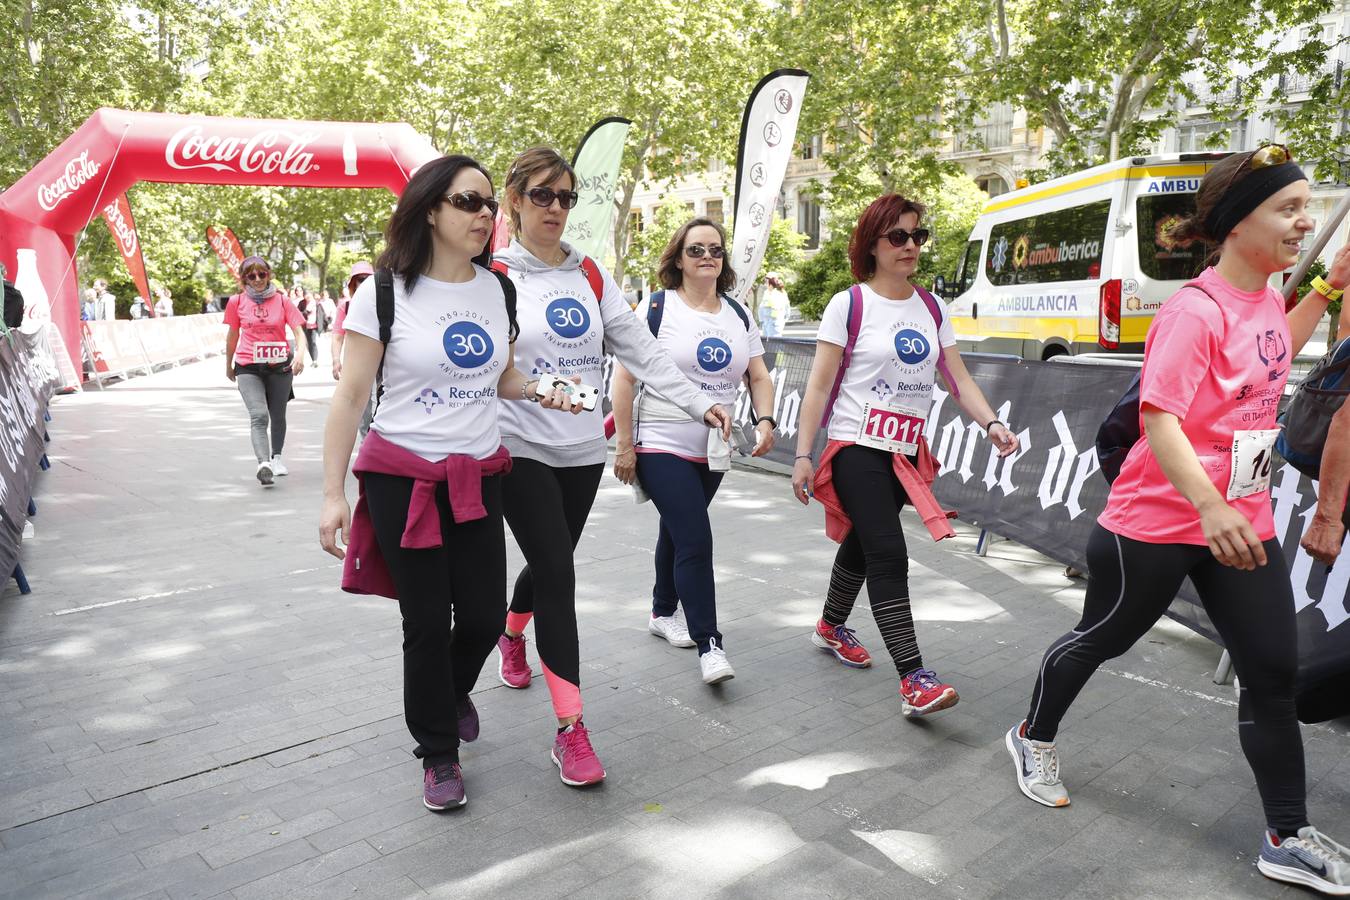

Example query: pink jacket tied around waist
[812,439,957,544]
[341,430,512,599]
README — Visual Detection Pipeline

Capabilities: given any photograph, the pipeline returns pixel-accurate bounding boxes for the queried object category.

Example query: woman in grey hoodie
[490,147,733,787]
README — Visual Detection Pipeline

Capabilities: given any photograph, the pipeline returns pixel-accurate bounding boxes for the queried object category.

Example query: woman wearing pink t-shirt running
[1005,146,1350,896]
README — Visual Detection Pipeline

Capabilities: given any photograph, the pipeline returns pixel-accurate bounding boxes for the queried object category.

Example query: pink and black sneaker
[497,633,531,689]
[551,721,606,787]
[423,761,466,810]
[456,696,479,743]
[811,619,873,668]
[899,668,959,718]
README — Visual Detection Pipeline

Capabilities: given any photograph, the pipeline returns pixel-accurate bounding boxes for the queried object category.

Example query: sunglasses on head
[526,186,579,209]
[880,228,930,248]
[684,243,724,259]
[1218,144,1294,196]
[442,191,499,216]
[243,270,271,282]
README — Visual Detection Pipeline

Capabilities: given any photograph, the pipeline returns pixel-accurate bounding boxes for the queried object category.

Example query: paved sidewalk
[2,358,1347,899]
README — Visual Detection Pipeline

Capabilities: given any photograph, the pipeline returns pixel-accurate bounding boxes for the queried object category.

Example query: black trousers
[1026,524,1307,832]
[364,472,506,766]
[501,459,604,718]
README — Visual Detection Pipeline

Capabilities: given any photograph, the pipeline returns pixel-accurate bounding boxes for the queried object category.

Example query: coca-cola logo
[166,125,321,176]
[102,201,138,257]
[37,151,101,211]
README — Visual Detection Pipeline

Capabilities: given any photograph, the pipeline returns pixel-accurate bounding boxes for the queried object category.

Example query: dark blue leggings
[636,452,725,654]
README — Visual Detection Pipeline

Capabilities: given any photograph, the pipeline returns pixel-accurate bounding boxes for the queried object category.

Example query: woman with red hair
[791,193,1019,717]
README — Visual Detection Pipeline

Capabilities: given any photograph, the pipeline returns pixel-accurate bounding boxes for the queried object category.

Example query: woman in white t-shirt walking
[790,193,1019,717]
[319,155,583,813]
[612,217,778,685]
[490,148,733,786]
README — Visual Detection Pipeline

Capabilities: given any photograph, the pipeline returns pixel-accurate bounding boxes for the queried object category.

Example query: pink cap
[349,262,374,279]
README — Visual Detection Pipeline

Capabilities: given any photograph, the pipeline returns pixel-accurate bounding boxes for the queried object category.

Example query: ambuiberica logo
[438,309,502,382]
[539,287,598,350]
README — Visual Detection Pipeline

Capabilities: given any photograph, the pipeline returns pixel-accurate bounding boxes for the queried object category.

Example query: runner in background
[224,255,306,486]
[790,193,1019,715]
[1006,147,1350,896]
[331,262,376,437]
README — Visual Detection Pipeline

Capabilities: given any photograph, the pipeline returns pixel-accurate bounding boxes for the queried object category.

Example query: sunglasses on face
[442,191,499,216]
[1219,144,1293,196]
[526,186,580,210]
[880,228,930,248]
[243,270,271,282]
[684,243,725,259]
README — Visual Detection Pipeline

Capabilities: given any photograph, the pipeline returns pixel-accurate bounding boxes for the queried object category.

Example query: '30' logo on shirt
[545,298,590,339]
[443,322,494,368]
[696,337,733,373]
[894,329,930,366]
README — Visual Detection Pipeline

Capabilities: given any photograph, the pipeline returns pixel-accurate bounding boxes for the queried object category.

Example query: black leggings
[364,472,506,767]
[822,445,924,676]
[1026,524,1306,832]
[501,459,604,720]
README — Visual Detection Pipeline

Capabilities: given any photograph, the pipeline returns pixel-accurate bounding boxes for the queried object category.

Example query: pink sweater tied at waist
[812,439,957,544]
[341,430,512,599]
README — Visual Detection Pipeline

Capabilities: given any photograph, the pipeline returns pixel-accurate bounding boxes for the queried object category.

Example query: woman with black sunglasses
[490,147,733,787]
[224,255,307,486]
[790,193,1019,715]
[319,155,584,813]
[611,217,778,686]
[1005,147,1350,895]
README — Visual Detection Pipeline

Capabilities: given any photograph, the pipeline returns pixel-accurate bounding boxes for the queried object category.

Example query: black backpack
[1275,338,1350,479]
[372,268,517,407]
[645,289,750,336]
[1095,281,1221,483]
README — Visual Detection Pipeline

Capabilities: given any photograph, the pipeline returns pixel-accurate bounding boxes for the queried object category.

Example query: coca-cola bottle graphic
[13,248,51,335]
[342,130,358,177]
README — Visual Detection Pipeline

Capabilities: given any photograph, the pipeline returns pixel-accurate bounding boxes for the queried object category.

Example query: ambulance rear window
[1136,193,1207,281]
[985,200,1110,286]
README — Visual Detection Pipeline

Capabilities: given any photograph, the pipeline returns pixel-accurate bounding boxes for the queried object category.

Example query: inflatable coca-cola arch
[0,108,440,383]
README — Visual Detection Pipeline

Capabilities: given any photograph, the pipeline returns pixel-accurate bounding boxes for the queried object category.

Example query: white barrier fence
[80,314,227,386]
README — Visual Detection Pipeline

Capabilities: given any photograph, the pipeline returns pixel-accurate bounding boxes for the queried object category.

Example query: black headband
[1203,160,1307,243]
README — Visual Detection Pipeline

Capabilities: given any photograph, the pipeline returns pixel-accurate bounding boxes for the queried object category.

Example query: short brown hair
[657,217,737,295]
[848,194,927,281]
[504,147,576,234]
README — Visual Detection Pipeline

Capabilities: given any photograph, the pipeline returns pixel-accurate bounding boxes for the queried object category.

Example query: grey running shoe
[1259,826,1350,895]
[1006,721,1069,808]
[256,461,274,486]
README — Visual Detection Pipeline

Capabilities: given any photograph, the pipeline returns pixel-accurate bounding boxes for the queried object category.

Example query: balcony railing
[951,121,1013,153]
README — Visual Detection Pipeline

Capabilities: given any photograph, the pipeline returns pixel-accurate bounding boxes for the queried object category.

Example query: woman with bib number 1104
[224,255,307,487]
[790,193,1019,717]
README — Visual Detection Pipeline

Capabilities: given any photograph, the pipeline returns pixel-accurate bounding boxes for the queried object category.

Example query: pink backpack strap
[580,257,604,302]
[913,284,959,400]
[820,285,865,429]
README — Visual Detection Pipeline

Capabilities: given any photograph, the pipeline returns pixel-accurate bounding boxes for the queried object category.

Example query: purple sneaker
[457,696,479,743]
[423,762,466,810]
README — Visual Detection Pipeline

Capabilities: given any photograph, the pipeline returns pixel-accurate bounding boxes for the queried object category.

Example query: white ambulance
[940,153,1232,358]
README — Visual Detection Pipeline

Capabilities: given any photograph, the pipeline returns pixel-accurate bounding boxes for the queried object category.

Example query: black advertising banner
[713,341,1348,707]
[0,325,59,582]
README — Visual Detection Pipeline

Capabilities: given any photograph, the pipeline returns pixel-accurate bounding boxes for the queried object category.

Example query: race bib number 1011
[857,403,926,456]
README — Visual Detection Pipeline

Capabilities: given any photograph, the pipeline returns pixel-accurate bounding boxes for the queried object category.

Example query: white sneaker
[649,612,696,648]
[1005,721,1069,808]
[256,461,274,486]
[700,638,735,685]
[271,455,288,476]
[1259,826,1350,895]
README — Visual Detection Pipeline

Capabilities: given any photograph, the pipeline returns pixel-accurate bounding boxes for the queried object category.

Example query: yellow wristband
[1312,275,1344,302]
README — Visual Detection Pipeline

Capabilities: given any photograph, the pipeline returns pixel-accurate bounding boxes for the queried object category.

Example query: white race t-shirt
[634,291,764,458]
[817,284,957,443]
[343,268,511,461]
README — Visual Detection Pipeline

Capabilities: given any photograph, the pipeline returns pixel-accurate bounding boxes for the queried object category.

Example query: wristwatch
[754,415,778,429]
[1312,275,1344,303]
